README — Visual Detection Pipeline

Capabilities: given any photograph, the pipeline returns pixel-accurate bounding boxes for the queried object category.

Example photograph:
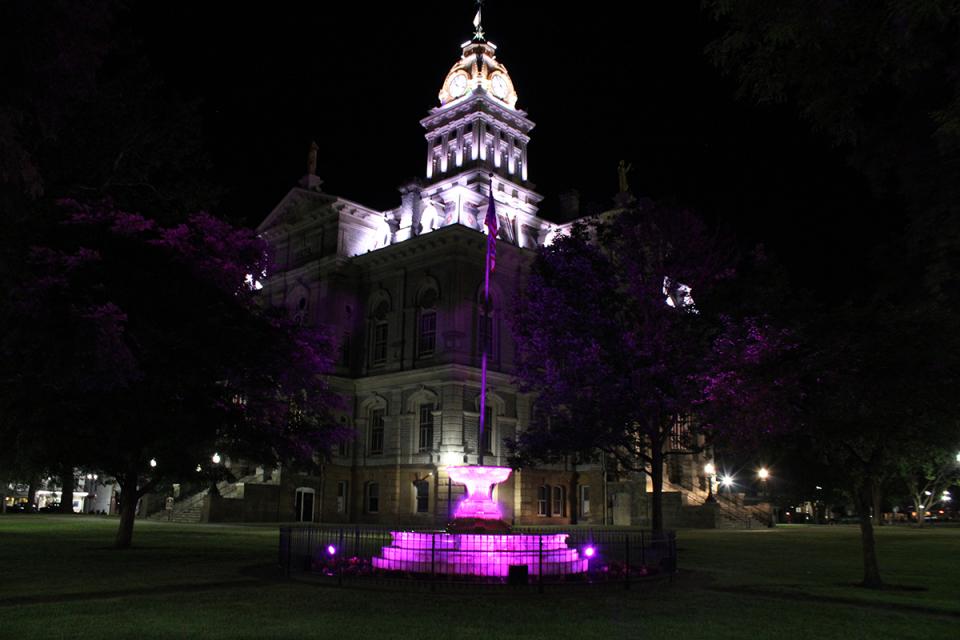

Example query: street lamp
[720,474,735,496]
[704,462,717,502]
[758,467,770,499]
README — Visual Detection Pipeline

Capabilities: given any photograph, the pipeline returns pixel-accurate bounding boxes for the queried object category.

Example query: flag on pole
[485,184,498,273]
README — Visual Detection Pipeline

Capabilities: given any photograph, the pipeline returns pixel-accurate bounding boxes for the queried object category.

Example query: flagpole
[478,175,495,468]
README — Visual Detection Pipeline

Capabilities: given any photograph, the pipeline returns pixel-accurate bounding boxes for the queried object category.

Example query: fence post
[640,529,646,566]
[431,532,437,592]
[538,535,544,594]
[287,528,293,578]
[337,527,344,587]
[624,532,631,590]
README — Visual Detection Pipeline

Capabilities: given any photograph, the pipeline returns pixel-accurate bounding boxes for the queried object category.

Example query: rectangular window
[372,322,388,364]
[369,408,385,455]
[669,414,692,452]
[478,314,493,356]
[367,482,379,513]
[337,438,349,458]
[414,480,429,514]
[580,485,591,517]
[418,404,434,452]
[481,406,493,454]
[552,485,566,517]
[418,311,436,356]
[336,481,348,514]
[538,485,548,517]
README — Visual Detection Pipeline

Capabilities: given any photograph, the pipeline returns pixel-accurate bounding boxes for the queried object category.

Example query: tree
[0,201,340,547]
[508,202,783,532]
[899,447,960,527]
[706,0,960,588]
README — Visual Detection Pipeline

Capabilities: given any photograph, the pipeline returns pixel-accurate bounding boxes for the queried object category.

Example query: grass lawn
[0,516,956,639]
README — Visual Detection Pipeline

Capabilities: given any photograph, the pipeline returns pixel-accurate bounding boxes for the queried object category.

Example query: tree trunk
[27,476,38,509]
[872,484,883,526]
[569,462,579,525]
[913,493,926,528]
[855,476,883,588]
[115,473,140,549]
[651,446,664,534]
[59,466,75,514]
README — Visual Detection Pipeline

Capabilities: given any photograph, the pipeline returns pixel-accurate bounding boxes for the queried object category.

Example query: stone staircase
[148,472,263,524]
[680,486,772,529]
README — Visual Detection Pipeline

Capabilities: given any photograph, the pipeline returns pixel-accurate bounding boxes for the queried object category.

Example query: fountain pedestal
[446,465,512,533]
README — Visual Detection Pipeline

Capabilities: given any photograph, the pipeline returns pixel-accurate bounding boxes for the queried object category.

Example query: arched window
[369,407,385,455]
[417,286,439,358]
[287,286,309,326]
[368,292,391,366]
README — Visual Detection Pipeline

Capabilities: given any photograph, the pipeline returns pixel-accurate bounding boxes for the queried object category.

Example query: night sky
[137,1,881,293]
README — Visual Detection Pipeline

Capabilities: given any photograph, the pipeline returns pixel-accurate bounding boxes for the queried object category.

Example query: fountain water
[371,466,589,578]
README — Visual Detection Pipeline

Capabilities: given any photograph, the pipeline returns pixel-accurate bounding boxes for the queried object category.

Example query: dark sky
[136,1,880,291]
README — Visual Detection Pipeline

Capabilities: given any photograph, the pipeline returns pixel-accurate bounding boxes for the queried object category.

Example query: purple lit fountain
[372,466,589,578]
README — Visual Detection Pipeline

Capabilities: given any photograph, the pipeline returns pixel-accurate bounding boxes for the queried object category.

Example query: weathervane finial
[472,0,485,41]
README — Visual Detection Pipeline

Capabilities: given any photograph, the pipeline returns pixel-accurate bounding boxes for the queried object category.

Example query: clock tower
[406,13,545,249]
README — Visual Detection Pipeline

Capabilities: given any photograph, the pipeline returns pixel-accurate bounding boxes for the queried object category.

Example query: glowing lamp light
[704,462,716,476]
[211,452,222,465]
[583,545,596,558]
[721,475,734,488]
[326,545,337,556]
[440,451,463,468]
[758,467,770,481]
[149,458,157,468]
[195,465,202,473]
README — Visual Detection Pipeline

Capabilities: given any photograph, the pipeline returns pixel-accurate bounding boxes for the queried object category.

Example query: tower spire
[472,0,485,41]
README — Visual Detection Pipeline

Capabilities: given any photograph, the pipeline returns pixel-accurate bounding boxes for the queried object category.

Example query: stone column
[425,137,436,179]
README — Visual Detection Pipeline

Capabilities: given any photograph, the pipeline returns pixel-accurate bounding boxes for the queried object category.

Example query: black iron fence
[278,525,677,592]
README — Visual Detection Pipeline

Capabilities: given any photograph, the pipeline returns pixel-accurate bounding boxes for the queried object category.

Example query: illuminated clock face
[491,75,508,99]
[449,74,468,98]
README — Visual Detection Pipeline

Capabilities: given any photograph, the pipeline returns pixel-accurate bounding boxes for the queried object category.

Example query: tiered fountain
[372,466,589,578]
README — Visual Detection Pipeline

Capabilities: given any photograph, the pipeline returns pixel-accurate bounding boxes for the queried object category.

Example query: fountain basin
[372,531,589,577]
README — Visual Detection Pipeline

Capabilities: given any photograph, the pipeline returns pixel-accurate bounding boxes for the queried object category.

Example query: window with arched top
[287,287,309,326]
[417,286,439,358]
[368,292,391,366]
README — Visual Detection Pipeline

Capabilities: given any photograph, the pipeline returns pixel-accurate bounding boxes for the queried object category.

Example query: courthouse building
[189,17,726,528]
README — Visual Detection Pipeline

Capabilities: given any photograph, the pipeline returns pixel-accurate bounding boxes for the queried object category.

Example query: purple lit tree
[508,203,788,532]
[1,201,341,547]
